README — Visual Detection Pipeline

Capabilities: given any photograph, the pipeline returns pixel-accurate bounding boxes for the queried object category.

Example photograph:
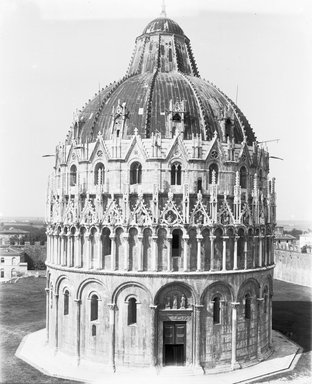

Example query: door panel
[163,322,186,366]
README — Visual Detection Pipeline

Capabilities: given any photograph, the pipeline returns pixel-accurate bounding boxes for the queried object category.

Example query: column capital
[53,293,59,298]
[45,288,50,293]
[209,235,216,240]
[109,235,116,240]
[230,302,240,308]
[74,299,81,304]
[196,235,203,241]
[108,303,116,311]
[149,304,158,310]
[182,235,189,240]
[257,297,264,303]
[222,236,229,240]
[194,304,204,310]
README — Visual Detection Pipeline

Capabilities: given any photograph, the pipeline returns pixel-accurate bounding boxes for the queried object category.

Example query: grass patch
[0,277,77,383]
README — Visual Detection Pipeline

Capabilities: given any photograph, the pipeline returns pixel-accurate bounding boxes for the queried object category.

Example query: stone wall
[274,248,312,287]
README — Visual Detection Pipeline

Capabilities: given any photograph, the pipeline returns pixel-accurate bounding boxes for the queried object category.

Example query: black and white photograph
[0,1,311,383]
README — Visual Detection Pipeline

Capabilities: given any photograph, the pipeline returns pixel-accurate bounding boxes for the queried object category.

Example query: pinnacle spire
[160,0,167,18]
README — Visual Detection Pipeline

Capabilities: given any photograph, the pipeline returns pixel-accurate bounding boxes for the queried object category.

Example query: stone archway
[154,283,195,367]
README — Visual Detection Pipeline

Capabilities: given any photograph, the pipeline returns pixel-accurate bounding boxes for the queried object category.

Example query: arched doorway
[155,283,195,366]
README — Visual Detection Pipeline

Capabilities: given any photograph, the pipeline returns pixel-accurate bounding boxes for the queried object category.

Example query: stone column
[252,240,256,268]
[244,239,248,270]
[74,299,81,364]
[209,235,215,271]
[66,235,71,267]
[258,236,263,267]
[54,293,59,351]
[85,231,91,269]
[60,234,64,266]
[167,236,172,271]
[108,303,116,372]
[183,235,189,272]
[196,234,203,271]
[95,232,103,269]
[55,235,60,265]
[222,236,228,271]
[123,233,129,271]
[46,235,50,263]
[110,235,116,270]
[75,234,81,267]
[264,237,268,266]
[45,287,50,342]
[152,235,158,271]
[257,297,264,361]
[194,304,204,372]
[138,235,144,271]
[233,236,239,270]
[230,302,240,370]
[269,293,273,347]
[150,305,158,367]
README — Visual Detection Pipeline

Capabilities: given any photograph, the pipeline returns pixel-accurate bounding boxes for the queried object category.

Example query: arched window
[240,166,247,188]
[90,294,98,321]
[264,294,268,314]
[172,229,182,257]
[0,269,4,278]
[92,324,96,336]
[94,163,105,185]
[70,165,77,186]
[209,164,218,184]
[64,290,69,315]
[213,296,221,324]
[245,294,251,319]
[128,297,137,325]
[130,162,142,185]
[1,257,4,263]
[171,163,182,185]
[57,168,61,188]
[197,178,202,192]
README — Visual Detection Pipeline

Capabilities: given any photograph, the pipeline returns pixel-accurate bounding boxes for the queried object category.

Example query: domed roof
[142,17,184,36]
[71,15,256,145]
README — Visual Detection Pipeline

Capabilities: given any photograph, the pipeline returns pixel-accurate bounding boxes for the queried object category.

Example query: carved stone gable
[102,200,123,225]
[160,190,183,226]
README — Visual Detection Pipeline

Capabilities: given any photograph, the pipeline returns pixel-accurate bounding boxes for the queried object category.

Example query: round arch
[111,281,152,305]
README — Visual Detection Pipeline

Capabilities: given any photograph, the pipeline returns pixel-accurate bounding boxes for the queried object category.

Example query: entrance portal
[163,321,186,366]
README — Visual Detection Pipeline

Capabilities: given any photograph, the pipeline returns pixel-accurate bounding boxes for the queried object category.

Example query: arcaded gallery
[45,11,275,374]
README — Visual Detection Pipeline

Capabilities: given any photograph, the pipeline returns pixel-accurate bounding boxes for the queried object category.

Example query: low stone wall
[274,248,312,287]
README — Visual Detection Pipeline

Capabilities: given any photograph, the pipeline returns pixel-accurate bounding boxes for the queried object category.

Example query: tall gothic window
[70,164,77,186]
[240,166,247,188]
[172,229,182,257]
[94,163,105,185]
[209,163,218,184]
[0,269,4,278]
[128,298,137,325]
[130,162,142,185]
[91,294,98,321]
[171,163,182,185]
[245,294,251,319]
[213,296,221,324]
[64,290,69,315]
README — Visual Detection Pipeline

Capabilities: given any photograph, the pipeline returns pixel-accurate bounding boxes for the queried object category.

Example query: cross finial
[160,0,167,18]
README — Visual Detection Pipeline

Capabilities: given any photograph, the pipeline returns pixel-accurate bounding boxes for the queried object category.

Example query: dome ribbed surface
[142,17,184,36]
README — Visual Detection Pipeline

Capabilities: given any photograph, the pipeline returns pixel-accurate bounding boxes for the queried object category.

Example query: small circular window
[210,150,218,159]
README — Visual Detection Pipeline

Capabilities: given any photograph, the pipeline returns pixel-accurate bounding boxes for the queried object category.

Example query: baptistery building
[45,12,276,373]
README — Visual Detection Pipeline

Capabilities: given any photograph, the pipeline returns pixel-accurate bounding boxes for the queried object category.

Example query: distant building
[274,226,296,249]
[0,247,28,280]
[299,232,312,251]
[0,228,29,246]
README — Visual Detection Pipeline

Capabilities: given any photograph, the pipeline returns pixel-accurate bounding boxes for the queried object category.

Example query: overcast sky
[0,0,311,222]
